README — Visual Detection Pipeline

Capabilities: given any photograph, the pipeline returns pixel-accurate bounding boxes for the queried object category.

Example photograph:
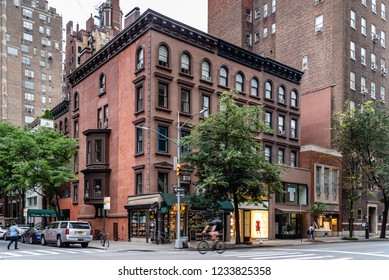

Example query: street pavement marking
[20,251,42,255]
[34,249,61,254]
[252,253,316,260]
[293,255,334,260]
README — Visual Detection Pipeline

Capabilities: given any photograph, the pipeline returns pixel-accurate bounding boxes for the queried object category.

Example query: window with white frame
[371,81,376,99]
[254,32,260,43]
[278,86,285,103]
[361,17,366,35]
[201,60,211,80]
[372,0,377,13]
[7,47,18,56]
[272,23,276,34]
[263,3,268,17]
[251,78,259,96]
[264,146,272,163]
[219,66,228,86]
[263,27,268,38]
[245,8,252,22]
[350,10,356,29]
[290,119,297,138]
[255,8,261,19]
[315,15,324,32]
[381,58,387,71]
[361,76,367,93]
[278,148,285,164]
[272,0,276,13]
[381,31,386,47]
[350,100,356,110]
[382,3,386,20]
[381,86,386,102]
[23,33,33,41]
[201,95,210,117]
[265,111,272,128]
[290,150,297,167]
[291,90,298,107]
[245,33,252,46]
[350,72,356,90]
[180,88,190,114]
[350,41,356,59]
[235,73,244,92]
[278,115,285,135]
[265,81,272,99]
[362,0,367,7]
[361,47,366,65]
[371,24,377,40]
[371,53,377,69]
[302,55,308,70]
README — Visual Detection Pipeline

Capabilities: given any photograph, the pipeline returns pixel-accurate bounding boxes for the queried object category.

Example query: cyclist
[202,218,222,249]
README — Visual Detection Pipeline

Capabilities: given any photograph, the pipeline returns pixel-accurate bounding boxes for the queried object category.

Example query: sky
[48,0,208,32]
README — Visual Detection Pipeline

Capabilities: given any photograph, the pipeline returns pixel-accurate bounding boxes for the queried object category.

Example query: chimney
[124,7,140,28]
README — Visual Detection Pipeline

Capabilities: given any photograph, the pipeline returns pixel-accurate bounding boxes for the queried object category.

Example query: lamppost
[138,107,207,249]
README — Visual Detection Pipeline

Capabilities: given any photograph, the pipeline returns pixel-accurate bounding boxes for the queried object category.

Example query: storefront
[275,208,304,239]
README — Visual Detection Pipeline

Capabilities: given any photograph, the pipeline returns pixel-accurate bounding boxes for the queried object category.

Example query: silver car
[41,221,92,248]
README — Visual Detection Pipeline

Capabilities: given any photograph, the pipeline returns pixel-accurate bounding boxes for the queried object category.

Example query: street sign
[173,187,185,192]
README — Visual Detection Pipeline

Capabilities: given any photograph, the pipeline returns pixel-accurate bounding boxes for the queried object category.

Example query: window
[136,85,144,112]
[290,151,297,167]
[181,52,191,74]
[380,86,386,103]
[362,0,367,7]
[136,127,143,154]
[302,55,308,70]
[350,10,356,29]
[350,41,356,59]
[263,27,268,38]
[361,47,366,65]
[361,17,366,35]
[350,71,356,90]
[157,125,168,153]
[180,88,190,114]
[271,23,276,34]
[371,53,377,70]
[136,173,143,195]
[381,31,386,48]
[278,86,286,103]
[245,8,252,22]
[265,111,272,128]
[361,76,367,93]
[73,184,78,203]
[291,119,298,138]
[97,108,103,128]
[104,105,109,127]
[371,81,376,99]
[315,15,323,32]
[255,8,261,19]
[158,82,168,108]
[372,0,377,13]
[158,172,168,193]
[245,33,252,46]
[201,95,210,118]
[254,32,260,43]
[21,44,29,53]
[99,73,106,95]
[95,140,102,162]
[136,48,144,70]
[23,20,33,31]
[263,4,268,17]
[264,146,272,163]
[382,3,386,20]
[158,44,169,67]
[201,60,211,81]
[272,0,276,13]
[219,66,228,87]
[74,120,79,139]
[372,24,378,41]
[278,115,285,135]
[23,8,32,18]
[74,92,79,110]
[265,81,272,99]
[235,73,244,92]
[7,47,18,56]
[251,78,259,96]
[278,148,285,164]
[291,90,298,107]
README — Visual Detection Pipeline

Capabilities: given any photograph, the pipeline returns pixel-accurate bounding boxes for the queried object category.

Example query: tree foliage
[0,122,78,220]
[183,91,283,244]
[332,101,389,238]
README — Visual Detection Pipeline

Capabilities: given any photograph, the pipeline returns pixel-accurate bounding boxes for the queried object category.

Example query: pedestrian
[307,224,315,241]
[7,221,19,250]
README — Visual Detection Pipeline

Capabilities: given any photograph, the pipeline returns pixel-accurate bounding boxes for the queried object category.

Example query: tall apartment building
[208,0,388,235]
[0,0,63,126]
[53,6,316,243]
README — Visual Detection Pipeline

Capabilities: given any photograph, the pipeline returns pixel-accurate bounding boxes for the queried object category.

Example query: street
[1,239,389,260]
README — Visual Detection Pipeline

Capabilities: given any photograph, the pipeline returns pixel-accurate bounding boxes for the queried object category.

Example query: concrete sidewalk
[89,234,388,252]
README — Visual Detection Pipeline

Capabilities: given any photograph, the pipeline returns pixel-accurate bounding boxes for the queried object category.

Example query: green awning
[27,209,56,218]
[162,193,191,207]
[217,200,234,212]
[189,195,234,212]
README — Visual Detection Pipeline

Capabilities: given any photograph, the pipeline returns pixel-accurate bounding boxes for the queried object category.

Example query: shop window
[131,210,146,237]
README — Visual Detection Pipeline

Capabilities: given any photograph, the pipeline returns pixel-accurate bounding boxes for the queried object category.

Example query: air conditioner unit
[315,26,323,33]
[371,63,377,71]
[372,33,380,42]
[315,0,322,4]
[137,62,143,70]
[278,129,285,136]
[381,67,387,76]
[362,89,368,95]
[202,75,212,82]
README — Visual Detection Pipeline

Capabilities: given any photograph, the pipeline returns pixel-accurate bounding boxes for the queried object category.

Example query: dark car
[21,227,43,244]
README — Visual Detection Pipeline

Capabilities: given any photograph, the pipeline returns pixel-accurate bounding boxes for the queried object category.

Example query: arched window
[99,73,106,95]
[136,48,144,70]
[64,118,68,132]
[181,52,191,74]
[201,60,211,81]
[278,86,286,103]
[235,72,244,92]
[220,66,228,87]
[251,78,259,96]
[158,44,169,67]
[74,92,79,109]
[291,90,299,107]
[265,81,273,99]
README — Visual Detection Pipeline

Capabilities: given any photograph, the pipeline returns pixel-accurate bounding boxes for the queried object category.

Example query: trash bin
[181,236,189,248]
[365,223,369,239]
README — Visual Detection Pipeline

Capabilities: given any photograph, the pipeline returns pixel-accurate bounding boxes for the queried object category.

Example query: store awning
[27,209,56,218]
[162,193,191,207]
[275,207,308,213]
[189,195,234,212]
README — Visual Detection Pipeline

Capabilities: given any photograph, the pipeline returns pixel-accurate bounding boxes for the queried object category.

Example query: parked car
[21,227,43,244]
[41,221,93,248]
[3,225,30,240]
[0,226,8,239]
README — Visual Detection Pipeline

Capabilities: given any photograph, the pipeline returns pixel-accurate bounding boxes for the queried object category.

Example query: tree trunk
[348,197,354,238]
[380,196,389,238]
[233,193,241,244]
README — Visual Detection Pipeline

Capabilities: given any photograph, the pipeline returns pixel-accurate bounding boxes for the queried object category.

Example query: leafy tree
[332,101,389,238]
[183,91,283,244]
[41,109,53,120]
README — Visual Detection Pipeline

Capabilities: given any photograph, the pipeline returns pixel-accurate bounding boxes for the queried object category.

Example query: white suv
[41,221,93,248]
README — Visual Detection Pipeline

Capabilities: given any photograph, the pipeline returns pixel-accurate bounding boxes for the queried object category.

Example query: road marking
[293,255,334,260]
[20,251,42,255]
[252,253,316,260]
[34,250,61,255]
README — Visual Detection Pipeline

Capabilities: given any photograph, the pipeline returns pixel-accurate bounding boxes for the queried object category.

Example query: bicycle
[197,233,225,254]
[98,231,109,247]
[154,231,172,245]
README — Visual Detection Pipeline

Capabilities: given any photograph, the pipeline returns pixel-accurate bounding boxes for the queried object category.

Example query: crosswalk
[0,248,106,258]
[217,250,353,260]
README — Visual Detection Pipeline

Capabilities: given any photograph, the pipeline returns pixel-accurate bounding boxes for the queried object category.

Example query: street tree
[183,90,283,244]
[332,101,389,238]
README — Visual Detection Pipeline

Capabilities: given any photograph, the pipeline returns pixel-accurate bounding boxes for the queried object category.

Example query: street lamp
[138,107,208,249]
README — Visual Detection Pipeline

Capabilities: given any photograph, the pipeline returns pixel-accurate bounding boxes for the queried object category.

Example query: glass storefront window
[131,210,146,237]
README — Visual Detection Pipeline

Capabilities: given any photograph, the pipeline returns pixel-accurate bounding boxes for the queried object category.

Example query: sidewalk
[89,234,388,252]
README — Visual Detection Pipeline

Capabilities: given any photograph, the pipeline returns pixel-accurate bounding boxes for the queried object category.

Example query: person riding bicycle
[202,218,222,249]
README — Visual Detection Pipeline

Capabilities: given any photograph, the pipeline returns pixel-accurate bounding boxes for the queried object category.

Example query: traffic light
[176,163,182,177]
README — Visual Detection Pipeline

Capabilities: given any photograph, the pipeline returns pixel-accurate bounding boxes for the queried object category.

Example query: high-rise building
[0,0,63,127]
[208,0,388,236]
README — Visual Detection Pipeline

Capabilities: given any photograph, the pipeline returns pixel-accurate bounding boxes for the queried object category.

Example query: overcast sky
[48,0,208,32]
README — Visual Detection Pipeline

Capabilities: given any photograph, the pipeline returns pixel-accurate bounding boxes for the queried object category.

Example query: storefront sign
[104,197,111,210]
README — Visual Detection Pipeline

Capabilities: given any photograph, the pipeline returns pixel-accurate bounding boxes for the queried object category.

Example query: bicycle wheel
[215,241,225,254]
[100,236,105,246]
[106,238,109,247]
[197,240,209,254]
[155,235,161,245]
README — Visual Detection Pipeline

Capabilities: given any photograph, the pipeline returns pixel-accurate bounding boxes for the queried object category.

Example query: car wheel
[81,243,88,248]
[56,237,63,247]
[29,236,33,244]
[41,235,47,246]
